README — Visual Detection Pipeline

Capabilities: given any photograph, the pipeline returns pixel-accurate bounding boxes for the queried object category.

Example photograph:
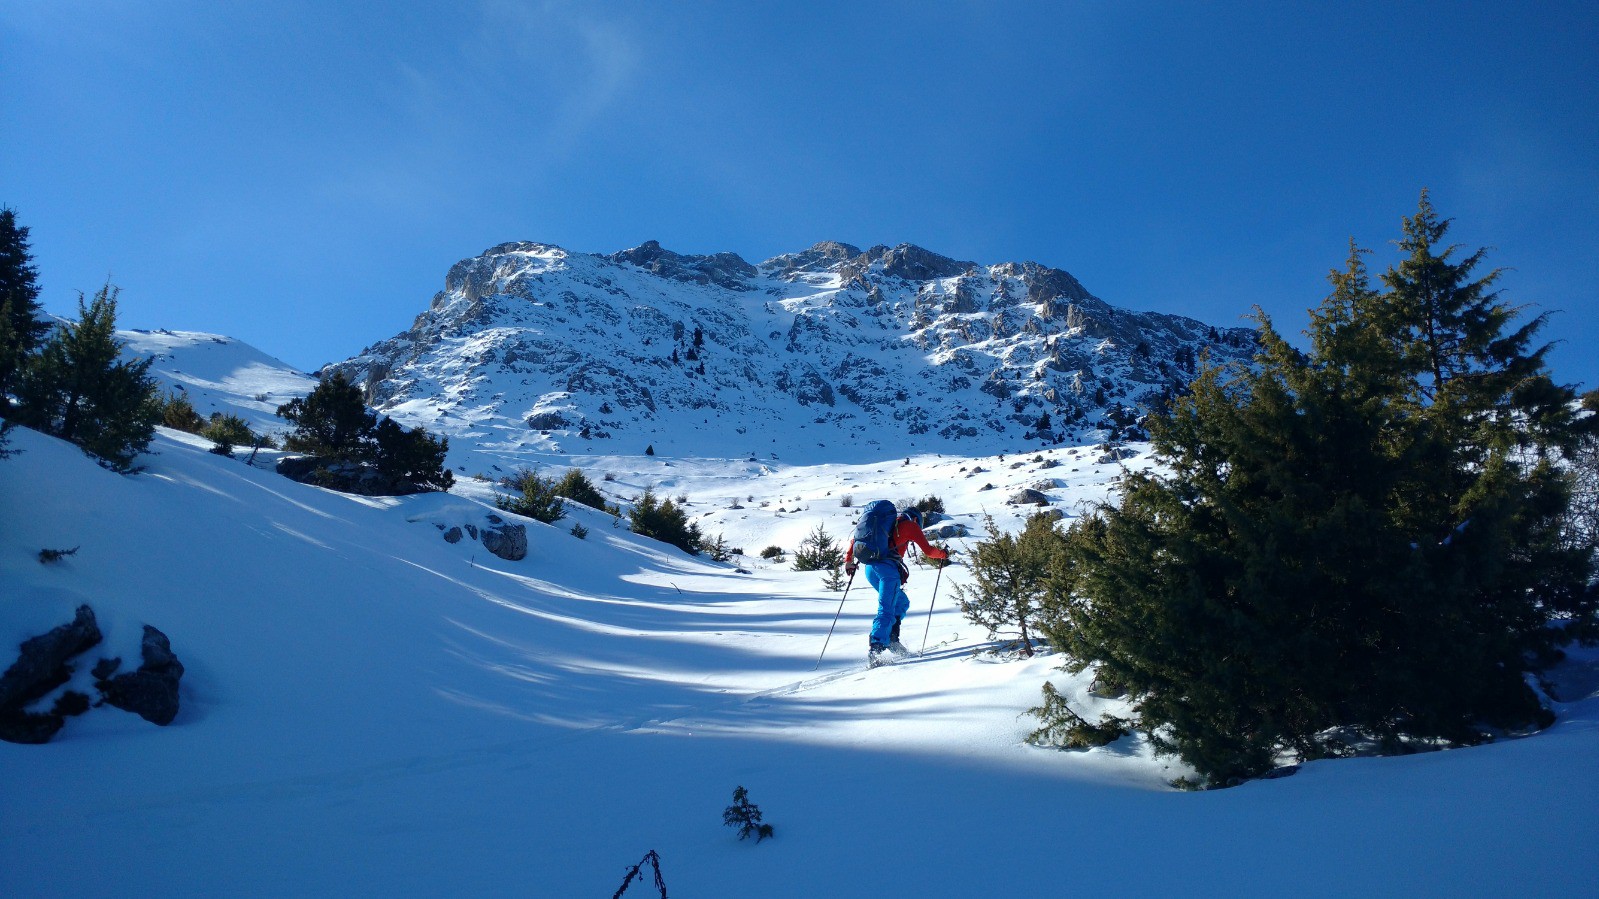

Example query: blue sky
[3,1,1596,388]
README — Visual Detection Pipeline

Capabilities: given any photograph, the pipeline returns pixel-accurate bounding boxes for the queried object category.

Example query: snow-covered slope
[327,240,1257,466]
[121,327,318,435]
[3,423,1596,896]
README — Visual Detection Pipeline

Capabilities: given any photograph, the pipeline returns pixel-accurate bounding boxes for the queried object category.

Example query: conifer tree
[629,487,701,553]
[203,412,256,455]
[552,468,607,509]
[0,208,50,412]
[160,391,206,433]
[277,371,375,460]
[14,284,161,471]
[792,525,844,572]
[1038,196,1594,787]
[372,417,453,492]
[497,468,566,523]
[953,513,1057,653]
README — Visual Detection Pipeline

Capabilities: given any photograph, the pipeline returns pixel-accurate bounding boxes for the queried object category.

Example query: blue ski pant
[864,561,910,648]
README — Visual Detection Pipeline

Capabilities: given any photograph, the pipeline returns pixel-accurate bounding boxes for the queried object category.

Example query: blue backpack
[852,500,897,563]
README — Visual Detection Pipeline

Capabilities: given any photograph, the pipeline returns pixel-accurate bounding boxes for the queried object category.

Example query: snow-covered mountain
[328,240,1257,464]
[120,328,318,434]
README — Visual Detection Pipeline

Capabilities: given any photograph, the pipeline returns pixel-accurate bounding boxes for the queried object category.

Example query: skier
[845,507,949,662]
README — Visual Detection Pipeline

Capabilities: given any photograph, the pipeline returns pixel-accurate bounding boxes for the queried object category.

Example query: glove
[845,563,857,577]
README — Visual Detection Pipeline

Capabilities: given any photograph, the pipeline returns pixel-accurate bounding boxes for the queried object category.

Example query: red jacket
[846,516,950,566]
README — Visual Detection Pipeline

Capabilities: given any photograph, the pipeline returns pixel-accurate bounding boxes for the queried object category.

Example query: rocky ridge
[329,240,1257,465]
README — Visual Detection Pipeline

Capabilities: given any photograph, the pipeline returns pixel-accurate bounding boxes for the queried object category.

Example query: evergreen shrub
[629,487,701,553]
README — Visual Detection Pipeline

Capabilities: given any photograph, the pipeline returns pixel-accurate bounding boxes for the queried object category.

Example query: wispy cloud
[472,0,642,154]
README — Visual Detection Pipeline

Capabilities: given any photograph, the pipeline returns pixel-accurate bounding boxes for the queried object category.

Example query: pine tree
[953,513,1057,653]
[1038,196,1593,787]
[792,525,844,572]
[160,391,206,433]
[277,371,375,460]
[0,207,50,412]
[372,417,454,492]
[722,785,773,842]
[14,284,160,471]
[552,468,607,509]
[496,468,566,523]
[628,487,701,553]
[202,412,256,455]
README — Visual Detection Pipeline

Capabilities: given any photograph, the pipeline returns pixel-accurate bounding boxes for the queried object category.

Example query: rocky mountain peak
[759,240,864,277]
[608,240,757,291]
[863,243,975,282]
[330,238,1259,462]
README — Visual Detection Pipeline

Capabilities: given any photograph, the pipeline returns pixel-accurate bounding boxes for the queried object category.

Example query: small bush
[497,469,566,524]
[553,468,607,509]
[202,412,256,455]
[722,786,773,843]
[952,513,1057,651]
[792,525,844,572]
[629,487,701,553]
[822,564,848,591]
[570,522,589,540]
[840,494,854,508]
[705,533,733,562]
[760,545,785,561]
[38,546,80,564]
[161,392,205,433]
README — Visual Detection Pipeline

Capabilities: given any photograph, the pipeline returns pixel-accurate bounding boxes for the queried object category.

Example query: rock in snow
[0,606,187,741]
[97,625,185,726]
[0,605,102,743]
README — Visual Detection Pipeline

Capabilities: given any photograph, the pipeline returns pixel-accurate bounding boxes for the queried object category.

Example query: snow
[2,334,1597,897]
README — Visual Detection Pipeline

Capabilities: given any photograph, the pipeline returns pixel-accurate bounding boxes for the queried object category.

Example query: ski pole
[814,568,856,670]
[919,561,945,656]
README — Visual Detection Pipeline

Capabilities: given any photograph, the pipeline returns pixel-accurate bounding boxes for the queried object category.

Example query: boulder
[98,625,184,726]
[480,514,528,562]
[276,455,432,497]
[0,604,101,710]
[526,411,568,431]
[924,521,970,540]
[0,605,102,744]
[1096,447,1138,465]
[1007,488,1050,507]
[428,512,527,561]
[0,709,66,744]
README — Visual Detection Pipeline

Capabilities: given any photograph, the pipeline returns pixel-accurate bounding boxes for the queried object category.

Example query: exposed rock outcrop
[97,625,185,726]
[0,607,186,741]
[426,510,529,562]
[1007,488,1051,507]
[276,456,434,497]
[0,605,102,744]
